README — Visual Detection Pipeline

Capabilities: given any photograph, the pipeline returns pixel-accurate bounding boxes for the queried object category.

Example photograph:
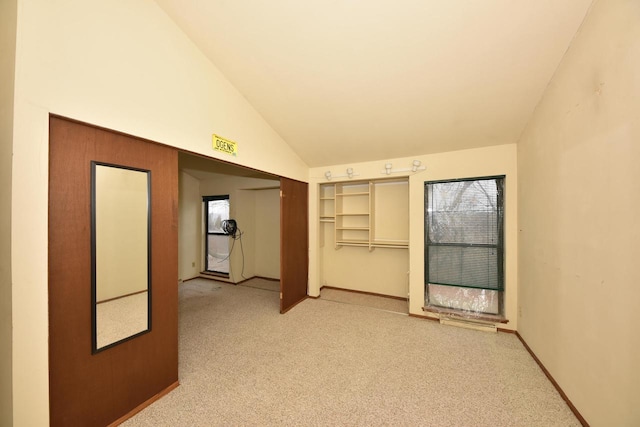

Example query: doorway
[178,152,308,312]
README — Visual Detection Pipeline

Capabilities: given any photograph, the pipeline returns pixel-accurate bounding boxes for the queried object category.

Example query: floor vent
[440,316,497,333]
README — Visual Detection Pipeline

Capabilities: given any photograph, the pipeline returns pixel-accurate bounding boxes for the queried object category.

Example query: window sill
[201,271,230,279]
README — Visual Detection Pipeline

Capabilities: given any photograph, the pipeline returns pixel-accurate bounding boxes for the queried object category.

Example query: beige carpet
[122,278,580,426]
[320,287,408,314]
[238,277,280,293]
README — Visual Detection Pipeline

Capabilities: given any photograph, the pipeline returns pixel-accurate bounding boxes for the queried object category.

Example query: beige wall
[178,171,202,280]
[517,0,640,425]
[11,0,307,424]
[309,144,518,328]
[0,0,17,424]
[254,188,281,279]
[320,237,410,298]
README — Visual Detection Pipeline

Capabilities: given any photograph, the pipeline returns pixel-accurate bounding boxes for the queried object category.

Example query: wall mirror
[91,162,151,352]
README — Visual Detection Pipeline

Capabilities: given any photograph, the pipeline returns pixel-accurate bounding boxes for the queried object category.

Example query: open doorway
[177,151,308,313]
[178,152,281,284]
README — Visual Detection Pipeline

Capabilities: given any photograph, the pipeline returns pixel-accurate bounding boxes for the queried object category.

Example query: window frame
[203,195,230,275]
[424,175,505,315]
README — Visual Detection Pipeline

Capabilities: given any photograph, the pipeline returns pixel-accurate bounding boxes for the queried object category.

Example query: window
[424,177,504,315]
[204,195,230,275]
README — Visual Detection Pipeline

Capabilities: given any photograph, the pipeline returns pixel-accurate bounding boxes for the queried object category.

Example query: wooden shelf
[335,182,370,250]
[321,179,408,250]
[336,239,369,246]
[336,191,369,197]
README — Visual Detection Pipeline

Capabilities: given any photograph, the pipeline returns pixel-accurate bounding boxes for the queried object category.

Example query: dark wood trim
[97,289,147,305]
[280,295,309,314]
[422,306,509,324]
[515,332,589,427]
[199,272,281,286]
[106,381,179,427]
[497,327,516,334]
[235,275,280,285]
[199,272,234,284]
[187,275,282,287]
[200,270,230,279]
[322,285,408,301]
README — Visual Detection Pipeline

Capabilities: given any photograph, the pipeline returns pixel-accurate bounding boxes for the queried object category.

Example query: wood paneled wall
[48,116,178,426]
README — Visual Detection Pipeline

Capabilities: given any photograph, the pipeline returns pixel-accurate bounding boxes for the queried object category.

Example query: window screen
[425,177,504,294]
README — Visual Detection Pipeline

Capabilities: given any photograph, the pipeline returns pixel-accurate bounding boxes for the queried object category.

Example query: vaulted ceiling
[155,0,593,167]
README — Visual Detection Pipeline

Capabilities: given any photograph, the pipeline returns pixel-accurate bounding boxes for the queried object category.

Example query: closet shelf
[336,239,369,246]
[320,179,409,251]
[335,191,369,197]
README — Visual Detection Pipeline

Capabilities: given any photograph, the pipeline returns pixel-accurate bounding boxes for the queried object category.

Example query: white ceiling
[156,0,593,167]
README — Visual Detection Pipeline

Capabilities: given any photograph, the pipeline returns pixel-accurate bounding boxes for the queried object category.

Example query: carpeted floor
[320,287,408,314]
[122,278,580,426]
[238,277,280,293]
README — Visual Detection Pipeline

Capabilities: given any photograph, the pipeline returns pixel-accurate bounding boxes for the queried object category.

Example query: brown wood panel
[279,177,309,313]
[49,116,178,426]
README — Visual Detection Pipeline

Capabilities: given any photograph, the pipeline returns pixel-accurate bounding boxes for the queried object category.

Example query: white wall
[11,0,307,424]
[178,171,202,280]
[0,0,17,424]
[517,0,640,425]
[254,188,281,279]
[309,144,518,329]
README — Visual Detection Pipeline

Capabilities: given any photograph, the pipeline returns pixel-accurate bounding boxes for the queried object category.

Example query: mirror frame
[90,161,152,353]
